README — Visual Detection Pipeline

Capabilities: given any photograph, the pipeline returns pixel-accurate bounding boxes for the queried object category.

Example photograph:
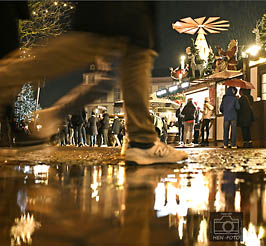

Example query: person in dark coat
[99,110,109,147]
[0,2,30,146]
[111,116,122,147]
[220,87,240,148]
[193,103,201,144]
[67,114,75,145]
[160,117,168,143]
[0,2,188,164]
[237,88,254,148]
[71,109,86,147]
[181,98,196,146]
[87,111,98,147]
[176,103,184,144]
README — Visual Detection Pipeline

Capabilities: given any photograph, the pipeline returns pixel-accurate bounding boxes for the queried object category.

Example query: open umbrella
[223,79,255,89]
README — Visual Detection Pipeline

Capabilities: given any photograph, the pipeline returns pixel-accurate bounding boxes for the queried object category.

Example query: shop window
[114,88,121,101]
[262,74,266,100]
[114,107,121,115]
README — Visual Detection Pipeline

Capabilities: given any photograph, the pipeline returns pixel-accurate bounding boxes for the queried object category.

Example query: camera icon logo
[214,215,239,234]
[210,212,243,241]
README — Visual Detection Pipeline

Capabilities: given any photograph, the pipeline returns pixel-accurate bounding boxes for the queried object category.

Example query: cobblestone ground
[1,146,266,246]
[0,145,265,170]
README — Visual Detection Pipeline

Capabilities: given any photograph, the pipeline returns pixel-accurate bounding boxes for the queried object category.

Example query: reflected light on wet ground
[1,147,266,245]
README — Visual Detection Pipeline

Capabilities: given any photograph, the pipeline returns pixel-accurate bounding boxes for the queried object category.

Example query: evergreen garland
[203,50,215,76]
[191,38,204,65]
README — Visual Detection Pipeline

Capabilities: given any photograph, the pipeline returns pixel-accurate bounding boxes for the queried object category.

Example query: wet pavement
[1,146,266,245]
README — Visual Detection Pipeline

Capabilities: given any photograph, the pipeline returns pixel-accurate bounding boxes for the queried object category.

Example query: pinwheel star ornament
[172,17,230,61]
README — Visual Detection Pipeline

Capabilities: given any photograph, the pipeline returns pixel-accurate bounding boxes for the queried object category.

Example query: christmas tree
[203,49,215,76]
[14,1,75,126]
[14,83,41,124]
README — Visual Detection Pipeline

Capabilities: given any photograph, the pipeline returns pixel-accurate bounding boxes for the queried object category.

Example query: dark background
[153,1,266,76]
[39,1,266,107]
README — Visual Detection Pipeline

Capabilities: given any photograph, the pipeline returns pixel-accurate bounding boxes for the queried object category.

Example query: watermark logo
[209,212,243,241]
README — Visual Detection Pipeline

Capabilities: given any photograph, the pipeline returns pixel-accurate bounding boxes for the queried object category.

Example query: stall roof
[193,70,243,83]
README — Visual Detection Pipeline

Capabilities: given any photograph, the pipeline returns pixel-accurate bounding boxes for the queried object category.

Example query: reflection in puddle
[10,213,41,246]
[2,161,266,245]
[154,163,266,245]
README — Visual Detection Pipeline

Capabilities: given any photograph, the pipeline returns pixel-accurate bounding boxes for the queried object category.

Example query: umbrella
[223,79,255,89]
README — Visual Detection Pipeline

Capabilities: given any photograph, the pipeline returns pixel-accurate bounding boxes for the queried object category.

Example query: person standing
[220,87,240,148]
[176,104,184,145]
[0,2,188,164]
[181,98,196,147]
[111,116,122,147]
[71,109,86,147]
[67,115,75,145]
[87,111,98,147]
[160,117,168,143]
[200,97,214,146]
[99,110,109,147]
[237,88,254,148]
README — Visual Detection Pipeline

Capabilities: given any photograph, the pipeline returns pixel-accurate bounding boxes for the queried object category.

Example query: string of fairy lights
[15,1,75,123]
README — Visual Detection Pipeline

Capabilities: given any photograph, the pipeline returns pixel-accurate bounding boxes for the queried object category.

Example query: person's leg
[93,135,97,146]
[119,45,157,143]
[181,125,184,143]
[193,129,199,144]
[178,125,182,142]
[223,120,229,147]
[120,45,187,164]
[82,126,87,145]
[231,120,237,147]
[115,134,121,146]
[103,128,109,146]
[74,126,79,146]
[247,126,252,147]
[205,119,210,144]
[70,128,74,145]
[189,122,194,144]
[201,120,206,143]
[183,122,189,144]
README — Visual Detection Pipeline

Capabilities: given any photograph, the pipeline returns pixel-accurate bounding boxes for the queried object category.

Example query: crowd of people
[158,87,254,149]
[57,109,125,148]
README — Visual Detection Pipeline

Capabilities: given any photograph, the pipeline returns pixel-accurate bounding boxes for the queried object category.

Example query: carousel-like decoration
[172,17,230,62]
[171,17,230,80]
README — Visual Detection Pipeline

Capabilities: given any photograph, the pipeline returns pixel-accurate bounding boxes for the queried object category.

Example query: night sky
[153,1,266,76]
[40,1,266,108]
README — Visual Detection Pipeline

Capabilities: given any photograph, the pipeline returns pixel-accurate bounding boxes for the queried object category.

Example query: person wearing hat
[200,97,214,146]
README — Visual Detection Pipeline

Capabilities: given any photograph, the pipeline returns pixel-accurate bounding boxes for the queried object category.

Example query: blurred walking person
[0,2,188,164]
